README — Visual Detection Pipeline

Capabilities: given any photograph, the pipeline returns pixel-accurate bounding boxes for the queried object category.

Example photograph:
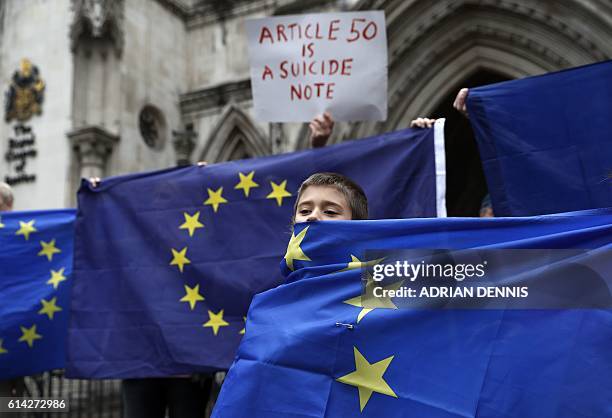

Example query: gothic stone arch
[342,0,612,139]
[199,105,270,163]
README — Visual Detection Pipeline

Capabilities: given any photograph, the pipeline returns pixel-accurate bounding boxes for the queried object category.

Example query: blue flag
[213,209,612,418]
[468,60,612,216]
[66,127,445,378]
[0,209,75,378]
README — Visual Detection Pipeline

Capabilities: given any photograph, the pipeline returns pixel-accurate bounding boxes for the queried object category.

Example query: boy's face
[295,185,352,223]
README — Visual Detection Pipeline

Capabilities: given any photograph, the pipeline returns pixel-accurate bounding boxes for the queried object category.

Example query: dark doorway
[429,70,511,217]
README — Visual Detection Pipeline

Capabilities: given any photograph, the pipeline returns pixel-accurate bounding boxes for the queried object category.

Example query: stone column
[269,122,285,154]
[172,126,197,166]
[67,126,119,179]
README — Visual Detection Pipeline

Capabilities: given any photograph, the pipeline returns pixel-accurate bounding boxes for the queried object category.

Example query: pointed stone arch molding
[197,105,271,163]
[387,43,551,133]
[70,0,125,56]
[298,41,558,148]
[345,0,612,138]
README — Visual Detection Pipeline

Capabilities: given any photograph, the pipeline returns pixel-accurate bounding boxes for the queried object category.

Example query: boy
[293,172,368,223]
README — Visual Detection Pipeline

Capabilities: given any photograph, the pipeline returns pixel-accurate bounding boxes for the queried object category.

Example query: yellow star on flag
[343,279,404,323]
[284,226,311,271]
[343,296,374,324]
[339,255,386,272]
[204,187,228,213]
[38,239,61,261]
[234,171,259,197]
[336,346,398,412]
[18,324,43,348]
[179,212,204,237]
[266,180,292,206]
[239,316,246,335]
[16,220,37,240]
[47,268,67,289]
[180,284,205,310]
[0,339,7,355]
[0,217,4,229]
[203,309,229,336]
[170,247,191,273]
[38,297,62,320]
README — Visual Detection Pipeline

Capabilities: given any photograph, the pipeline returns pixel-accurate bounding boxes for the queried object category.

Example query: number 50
[346,18,378,42]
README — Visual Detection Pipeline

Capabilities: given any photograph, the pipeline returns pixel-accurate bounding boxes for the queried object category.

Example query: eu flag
[213,209,612,418]
[0,209,75,378]
[67,126,445,378]
[468,60,612,216]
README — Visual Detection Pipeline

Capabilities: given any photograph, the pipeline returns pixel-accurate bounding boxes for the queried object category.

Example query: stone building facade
[1,0,612,212]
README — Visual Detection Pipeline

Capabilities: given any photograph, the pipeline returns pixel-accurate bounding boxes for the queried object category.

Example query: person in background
[121,377,212,418]
[479,194,494,218]
[408,88,469,129]
[0,182,14,211]
[309,112,335,148]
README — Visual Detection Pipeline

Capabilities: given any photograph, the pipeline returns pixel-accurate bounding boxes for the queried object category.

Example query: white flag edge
[434,118,447,218]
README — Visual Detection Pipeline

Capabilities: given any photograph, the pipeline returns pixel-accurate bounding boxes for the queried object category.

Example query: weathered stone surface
[1,0,611,210]
[0,0,73,210]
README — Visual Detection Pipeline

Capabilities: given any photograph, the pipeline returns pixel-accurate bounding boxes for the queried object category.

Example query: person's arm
[309,112,334,148]
[89,177,101,188]
[453,88,469,118]
[409,88,470,129]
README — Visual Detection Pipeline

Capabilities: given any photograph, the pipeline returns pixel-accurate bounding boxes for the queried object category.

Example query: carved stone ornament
[4,59,45,123]
[172,125,197,166]
[68,125,119,179]
[70,0,124,55]
[139,105,167,150]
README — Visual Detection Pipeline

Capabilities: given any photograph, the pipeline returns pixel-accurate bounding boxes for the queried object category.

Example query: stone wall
[0,0,74,210]
[105,0,188,176]
[181,0,339,160]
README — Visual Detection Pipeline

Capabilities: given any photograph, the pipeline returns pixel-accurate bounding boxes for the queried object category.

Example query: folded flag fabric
[0,209,75,378]
[67,125,446,378]
[468,60,612,216]
[213,208,612,418]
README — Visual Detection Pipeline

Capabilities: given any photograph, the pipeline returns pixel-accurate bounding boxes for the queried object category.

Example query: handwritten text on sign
[246,12,387,122]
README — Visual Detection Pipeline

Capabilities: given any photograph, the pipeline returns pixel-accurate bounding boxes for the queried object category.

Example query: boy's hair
[293,172,368,222]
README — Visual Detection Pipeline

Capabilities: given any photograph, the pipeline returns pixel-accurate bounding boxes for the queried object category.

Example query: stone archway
[346,0,612,139]
[294,0,612,148]
[293,0,612,214]
[198,105,270,163]
[433,69,510,216]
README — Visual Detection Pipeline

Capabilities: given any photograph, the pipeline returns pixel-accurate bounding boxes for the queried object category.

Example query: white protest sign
[245,11,387,122]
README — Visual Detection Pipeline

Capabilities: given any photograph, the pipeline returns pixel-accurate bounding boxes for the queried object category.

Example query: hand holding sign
[309,112,334,148]
[246,12,388,122]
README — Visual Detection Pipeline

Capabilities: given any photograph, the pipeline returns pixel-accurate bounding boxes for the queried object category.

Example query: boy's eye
[324,210,339,216]
[299,209,311,215]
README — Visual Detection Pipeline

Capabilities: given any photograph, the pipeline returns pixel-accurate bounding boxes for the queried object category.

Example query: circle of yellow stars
[1,218,68,356]
[170,170,294,338]
[200,171,294,215]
